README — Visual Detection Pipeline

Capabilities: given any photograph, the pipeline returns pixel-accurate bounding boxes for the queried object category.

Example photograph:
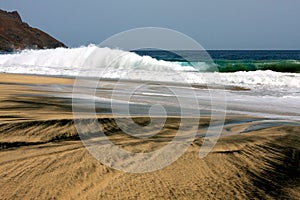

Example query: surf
[0,45,299,91]
[0,45,196,76]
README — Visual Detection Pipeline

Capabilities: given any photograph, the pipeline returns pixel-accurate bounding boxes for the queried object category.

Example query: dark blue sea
[134,50,300,73]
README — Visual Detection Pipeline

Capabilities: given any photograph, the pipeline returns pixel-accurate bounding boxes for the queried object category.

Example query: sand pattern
[0,74,299,199]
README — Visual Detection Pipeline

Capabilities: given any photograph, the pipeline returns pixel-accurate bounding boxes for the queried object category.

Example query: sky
[1,0,299,49]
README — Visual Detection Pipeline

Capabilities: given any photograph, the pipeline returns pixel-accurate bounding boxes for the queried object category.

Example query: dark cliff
[0,10,66,52]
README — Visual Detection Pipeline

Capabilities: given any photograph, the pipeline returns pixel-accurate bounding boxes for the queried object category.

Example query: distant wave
[214,60,300,73]
[175,60,300,73]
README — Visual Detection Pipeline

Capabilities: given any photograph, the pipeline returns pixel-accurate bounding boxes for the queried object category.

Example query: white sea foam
[219,70,300,88]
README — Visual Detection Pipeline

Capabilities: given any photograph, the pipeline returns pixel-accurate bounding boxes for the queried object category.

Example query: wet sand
[0,73,299,199]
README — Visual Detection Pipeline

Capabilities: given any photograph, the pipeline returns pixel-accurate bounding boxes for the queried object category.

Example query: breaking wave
[0,45,196,76]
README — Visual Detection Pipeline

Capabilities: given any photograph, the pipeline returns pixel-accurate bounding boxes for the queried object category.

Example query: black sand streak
[239,128,299,199]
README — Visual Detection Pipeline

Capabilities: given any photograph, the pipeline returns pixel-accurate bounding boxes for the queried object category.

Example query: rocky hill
[0,9,66,52]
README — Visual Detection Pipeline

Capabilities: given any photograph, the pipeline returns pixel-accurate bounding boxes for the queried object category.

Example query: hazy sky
[1,0,299,49]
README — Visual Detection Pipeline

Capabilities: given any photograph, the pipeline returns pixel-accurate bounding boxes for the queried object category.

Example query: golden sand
[0,73,299,199]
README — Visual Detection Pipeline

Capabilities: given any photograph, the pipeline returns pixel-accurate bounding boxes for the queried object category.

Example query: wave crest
[0,45,196,76]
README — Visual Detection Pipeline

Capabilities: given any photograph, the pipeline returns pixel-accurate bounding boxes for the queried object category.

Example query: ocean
[0,46,299,91]
[0,46,299,120]
[134,50,300,73]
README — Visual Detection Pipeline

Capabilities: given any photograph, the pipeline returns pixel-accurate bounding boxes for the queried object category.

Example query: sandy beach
[0,73,299,199]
